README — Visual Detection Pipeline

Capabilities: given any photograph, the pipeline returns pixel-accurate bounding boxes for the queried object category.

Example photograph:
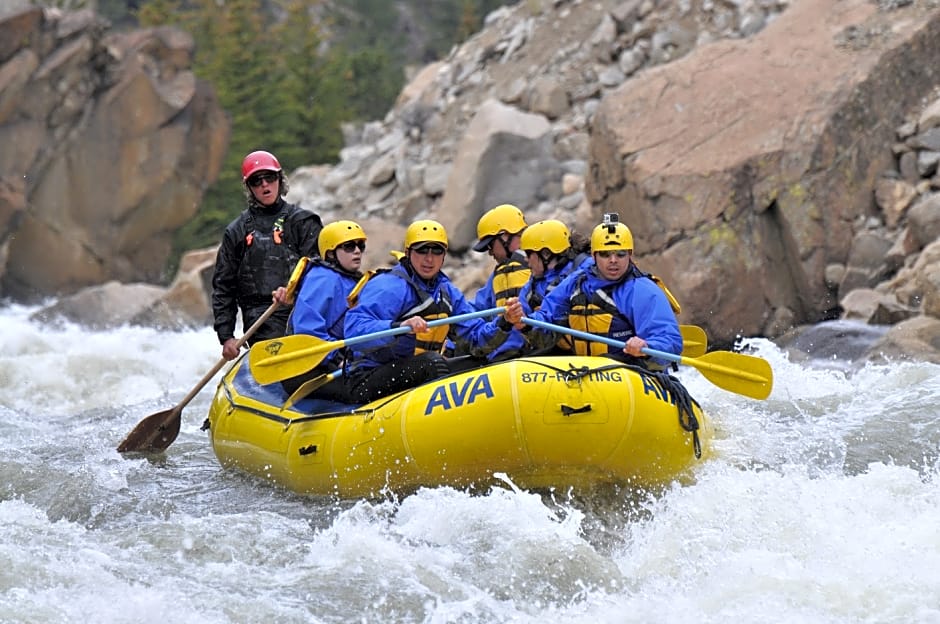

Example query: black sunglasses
[247,172,279,187]
[486,234,512,251]
[338,240,366,253]
[596,250,629,259]
[412,244,446,256]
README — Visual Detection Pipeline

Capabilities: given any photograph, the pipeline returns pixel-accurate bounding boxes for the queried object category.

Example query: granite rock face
[588,0,940,343]
[0,6,229,300]
[13,1,940,362]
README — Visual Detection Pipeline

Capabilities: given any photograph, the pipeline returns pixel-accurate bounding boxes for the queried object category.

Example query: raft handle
[298,444,319,456]
[560,404,593,416]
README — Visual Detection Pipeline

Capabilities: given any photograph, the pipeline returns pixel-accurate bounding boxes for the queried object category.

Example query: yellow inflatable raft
[207,355,712,498]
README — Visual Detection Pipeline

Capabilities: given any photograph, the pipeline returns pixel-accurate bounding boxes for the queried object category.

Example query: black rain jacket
[211,197,322,344]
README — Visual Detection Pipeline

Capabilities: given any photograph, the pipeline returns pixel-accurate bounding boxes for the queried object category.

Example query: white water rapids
[1,302,939,623]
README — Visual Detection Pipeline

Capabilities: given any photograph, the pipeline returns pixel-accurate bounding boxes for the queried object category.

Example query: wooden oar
[679,324,707,358]
[116,302,280,453]
[117,258,310,453]
[249,306,506,385]
[521,317,773,400]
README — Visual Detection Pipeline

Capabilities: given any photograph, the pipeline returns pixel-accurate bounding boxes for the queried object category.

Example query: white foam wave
[0,304,220,413]
[3,302,940,623]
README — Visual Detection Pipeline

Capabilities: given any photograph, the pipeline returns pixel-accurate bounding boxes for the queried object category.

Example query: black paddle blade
[116,406,182,453]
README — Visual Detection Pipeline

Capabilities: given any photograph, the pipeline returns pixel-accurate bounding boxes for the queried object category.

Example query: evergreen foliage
[137,0,354,255]
[97,0,517,257]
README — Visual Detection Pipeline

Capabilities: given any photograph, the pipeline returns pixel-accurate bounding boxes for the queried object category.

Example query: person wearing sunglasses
[516,219,592,355]
[453,204,531,361]
[343,219,523,403]
[515,214,682,369]
[274,221,368,400]
[211,150,323,361]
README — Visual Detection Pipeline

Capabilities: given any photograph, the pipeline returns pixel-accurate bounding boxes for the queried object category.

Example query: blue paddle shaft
[343,306,506,349]
[521,316,681,364]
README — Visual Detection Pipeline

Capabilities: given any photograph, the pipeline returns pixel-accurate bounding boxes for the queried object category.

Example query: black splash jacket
[211,197,322,344]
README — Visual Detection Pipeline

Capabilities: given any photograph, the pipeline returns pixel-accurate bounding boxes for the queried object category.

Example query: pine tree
[268,0,347,168]
[131,0,516,254]
[455,0,479,43]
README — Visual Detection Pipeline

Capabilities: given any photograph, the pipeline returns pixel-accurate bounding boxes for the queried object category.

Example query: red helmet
[241,150,282,181]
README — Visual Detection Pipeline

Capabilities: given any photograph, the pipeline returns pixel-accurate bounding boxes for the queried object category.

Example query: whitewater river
[1,302,939,623]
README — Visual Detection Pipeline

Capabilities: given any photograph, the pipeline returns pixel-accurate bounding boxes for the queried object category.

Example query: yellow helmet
[404,219,448,250]
[520,220,570,254]
[591,220,633,253]
[473,204,528,251]
[318,220,367,257]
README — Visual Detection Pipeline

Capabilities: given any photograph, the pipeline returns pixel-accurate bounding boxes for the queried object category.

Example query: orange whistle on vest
[273,229,283,244]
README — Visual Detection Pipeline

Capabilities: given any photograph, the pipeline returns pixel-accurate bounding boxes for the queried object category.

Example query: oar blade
[679,325,707,358]
[118,296,290,455]
[249,334,332,385]
[692,351,774,400]
[116,405,182,453]
[281,372,338,410]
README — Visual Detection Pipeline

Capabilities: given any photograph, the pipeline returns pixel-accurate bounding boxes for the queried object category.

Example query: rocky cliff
[16,0,940,363]
[285,0,940,360]
[0,4,229,300]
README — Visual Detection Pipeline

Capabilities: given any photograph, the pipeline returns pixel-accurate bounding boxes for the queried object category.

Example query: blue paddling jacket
[468,250,529,360]
[287,259,360,369]
[525,261,682,367]
[345,263,512,370]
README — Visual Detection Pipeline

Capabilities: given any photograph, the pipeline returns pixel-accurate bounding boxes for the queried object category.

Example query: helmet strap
[495,234,513,256]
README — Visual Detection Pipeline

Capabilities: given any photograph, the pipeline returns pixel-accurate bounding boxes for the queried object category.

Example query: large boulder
[587,0,940,344]
[30,280,167,329]
[437,98,556,251]
[865,315,940,364]
[0,8,229,300]
[132,246,218,329]
[34,247,218,330]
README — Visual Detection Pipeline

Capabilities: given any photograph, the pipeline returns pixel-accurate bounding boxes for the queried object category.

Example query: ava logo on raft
[424,373,494,415]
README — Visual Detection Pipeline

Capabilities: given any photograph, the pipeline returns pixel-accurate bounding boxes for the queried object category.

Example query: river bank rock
[588,0,940,347]
[14,0,940,364]
[281,0,940,361]
[0,6,228,300]
[31,247,216,329]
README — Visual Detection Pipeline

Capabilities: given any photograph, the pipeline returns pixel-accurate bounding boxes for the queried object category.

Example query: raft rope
[651,368,702,459]
[517,358,702,459]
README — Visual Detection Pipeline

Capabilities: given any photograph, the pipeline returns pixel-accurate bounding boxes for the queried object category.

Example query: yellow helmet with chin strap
[318,220,367,257]
[591,214,633,253]
[404,219,448,250]
[589,214,681,314]
[473,204,528,251]
[521,220,571,254]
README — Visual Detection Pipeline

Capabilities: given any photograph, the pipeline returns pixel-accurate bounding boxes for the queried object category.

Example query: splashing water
[2,305,939,623]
